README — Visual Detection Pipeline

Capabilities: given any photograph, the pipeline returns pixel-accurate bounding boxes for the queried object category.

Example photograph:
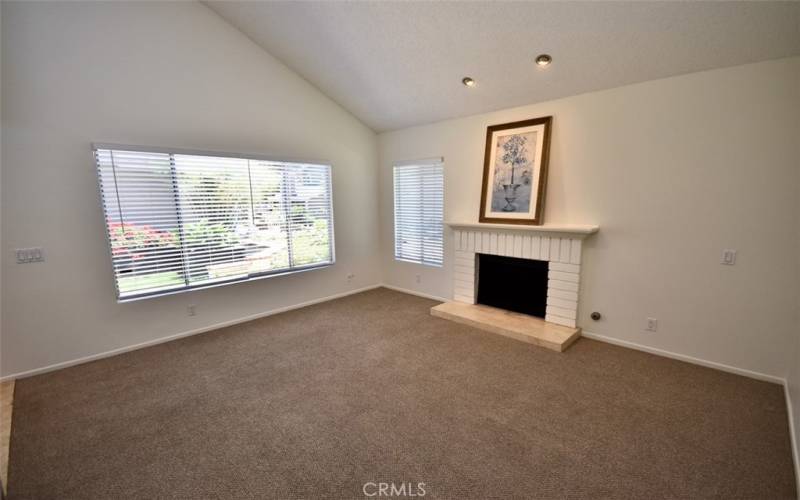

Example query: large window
[95,145,334,301]
[393,159,444,266]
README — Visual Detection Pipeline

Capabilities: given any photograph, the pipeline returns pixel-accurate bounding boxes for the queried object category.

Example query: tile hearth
[431,301,581,352]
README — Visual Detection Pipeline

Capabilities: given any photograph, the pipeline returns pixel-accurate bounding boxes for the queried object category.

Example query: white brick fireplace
[448,222,599,328]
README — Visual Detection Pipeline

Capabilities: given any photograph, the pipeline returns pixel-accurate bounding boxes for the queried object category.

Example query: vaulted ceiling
[206,1,800,132]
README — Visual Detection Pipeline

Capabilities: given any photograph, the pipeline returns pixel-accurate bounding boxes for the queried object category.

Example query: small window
[393,159,444,266]
[95,145,335,301]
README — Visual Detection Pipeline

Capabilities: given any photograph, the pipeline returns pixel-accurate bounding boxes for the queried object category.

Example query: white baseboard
[0,284,382,382]
[785,383,800,499]
[581,330,785,385]
[379,283,449,303]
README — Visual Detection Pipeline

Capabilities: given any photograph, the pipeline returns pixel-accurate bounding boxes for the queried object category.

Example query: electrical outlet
[415,274,421,284]
[346,273,355,283]
[16,247,45,264]
[187,305,197,317]
[645,317,658,332]
[721,249,737,266]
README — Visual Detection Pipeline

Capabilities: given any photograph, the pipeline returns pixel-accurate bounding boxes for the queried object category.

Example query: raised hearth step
[430,301,581,352]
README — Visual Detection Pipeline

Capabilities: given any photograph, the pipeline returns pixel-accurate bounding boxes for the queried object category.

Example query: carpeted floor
[7,288,797,499]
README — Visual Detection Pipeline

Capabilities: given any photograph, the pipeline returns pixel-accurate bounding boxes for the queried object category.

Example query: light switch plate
[16,247,45,264]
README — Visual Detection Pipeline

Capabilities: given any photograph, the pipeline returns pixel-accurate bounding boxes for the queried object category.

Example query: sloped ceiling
[206,1,800,132]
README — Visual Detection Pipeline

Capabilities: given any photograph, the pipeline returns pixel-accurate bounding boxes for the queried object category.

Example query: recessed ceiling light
[535,54,552,67]
[462,77,476,87]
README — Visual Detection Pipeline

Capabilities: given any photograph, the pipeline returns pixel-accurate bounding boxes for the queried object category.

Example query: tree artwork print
[490,132,536,213]
[480,116,552,225]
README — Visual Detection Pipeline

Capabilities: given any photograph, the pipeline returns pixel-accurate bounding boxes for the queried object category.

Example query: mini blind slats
[96,147,334,300]
[393,163,444,267]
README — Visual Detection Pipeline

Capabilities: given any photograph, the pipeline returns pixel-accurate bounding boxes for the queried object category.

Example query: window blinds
[393,160,444,267]
[95,145,334,301]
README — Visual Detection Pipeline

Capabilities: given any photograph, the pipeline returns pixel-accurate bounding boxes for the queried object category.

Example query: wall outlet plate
[721,249,737,265]
[646,317,658,332]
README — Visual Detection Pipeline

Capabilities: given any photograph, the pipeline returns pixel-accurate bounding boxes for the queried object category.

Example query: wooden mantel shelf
[445,221,599,238]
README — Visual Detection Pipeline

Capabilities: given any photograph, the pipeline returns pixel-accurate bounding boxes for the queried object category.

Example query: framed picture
[479,116,552,225]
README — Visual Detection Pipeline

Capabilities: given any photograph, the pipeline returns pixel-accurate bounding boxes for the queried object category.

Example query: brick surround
[450,223,598,328]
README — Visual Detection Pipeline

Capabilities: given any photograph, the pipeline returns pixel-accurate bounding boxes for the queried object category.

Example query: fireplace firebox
[476,254,549,318]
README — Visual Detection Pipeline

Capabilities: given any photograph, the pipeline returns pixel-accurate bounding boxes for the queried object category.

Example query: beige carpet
[7,288,797,499]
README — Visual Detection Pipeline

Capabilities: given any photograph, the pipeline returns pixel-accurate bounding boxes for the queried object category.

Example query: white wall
[379,57,800,380]
[0,1,380,377]
[790,317,800,491]
[0,3,4,362]
[788,191,800,482]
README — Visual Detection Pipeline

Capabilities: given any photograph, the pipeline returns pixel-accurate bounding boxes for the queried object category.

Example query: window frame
[94,143,336,302]
[392,158,444,267]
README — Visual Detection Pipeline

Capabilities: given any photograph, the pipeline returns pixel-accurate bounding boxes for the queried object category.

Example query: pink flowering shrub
[107,221,177,262]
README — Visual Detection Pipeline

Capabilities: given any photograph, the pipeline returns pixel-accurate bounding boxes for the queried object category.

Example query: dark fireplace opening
[476,254,548,318]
